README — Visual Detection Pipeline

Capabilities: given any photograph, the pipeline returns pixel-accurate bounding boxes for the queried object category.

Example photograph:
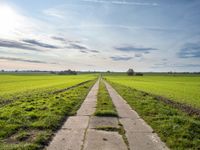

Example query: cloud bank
[110,56,133,61]
[114,45,157,52]
[0,39,41,51]
[0,56,50,64]
[178,42,200,58]
[22,39,59,49]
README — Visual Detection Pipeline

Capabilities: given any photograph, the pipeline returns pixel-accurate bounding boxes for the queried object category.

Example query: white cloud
[43,8,65,18]
[82,0,158,6]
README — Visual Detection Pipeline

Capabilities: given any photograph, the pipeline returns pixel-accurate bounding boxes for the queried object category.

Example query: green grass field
[104,74,200,108]
[0,74,97,149]
[108,82,200,149]
[1,73,200,149]
[0,74,97,97]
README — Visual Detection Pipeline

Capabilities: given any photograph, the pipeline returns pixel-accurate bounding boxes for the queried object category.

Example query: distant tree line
[51,69,77,75]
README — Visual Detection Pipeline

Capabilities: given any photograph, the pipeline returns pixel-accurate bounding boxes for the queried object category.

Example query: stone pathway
[47,79,169,150]
[104,81,169,150]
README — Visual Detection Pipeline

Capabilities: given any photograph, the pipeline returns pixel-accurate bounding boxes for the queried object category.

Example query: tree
[127,68,134,76]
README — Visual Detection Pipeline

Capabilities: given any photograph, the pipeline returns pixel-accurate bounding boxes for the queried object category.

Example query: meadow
[0,74,97,97]
[108,82,200,149]
[103,73,200,149]
[0,73,97,149]
[0,73,200,149]
[104,74,200,108]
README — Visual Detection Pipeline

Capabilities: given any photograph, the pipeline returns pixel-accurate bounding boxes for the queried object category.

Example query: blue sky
[0,0,200,72]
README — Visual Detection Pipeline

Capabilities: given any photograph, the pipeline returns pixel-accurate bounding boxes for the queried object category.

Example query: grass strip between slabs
[94,80,118,117]
[0,80,96,150]
[108,81,200,150]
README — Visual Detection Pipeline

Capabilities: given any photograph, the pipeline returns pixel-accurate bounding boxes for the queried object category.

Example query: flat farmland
[0,74,97,149]
[105,74,200,108]
[104,74,200,149]
[0,74,97,97]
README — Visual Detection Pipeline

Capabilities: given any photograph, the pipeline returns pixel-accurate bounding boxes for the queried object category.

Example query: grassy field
[0,74,97,149]
[1,73,200,149]
[0,74,97,97]
[104,74,200,108]
[108,82,200,149]
[94,80,117,117]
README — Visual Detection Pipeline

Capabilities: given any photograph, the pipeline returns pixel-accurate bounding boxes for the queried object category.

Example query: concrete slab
[47,129,85,150]
[62,116,89,129]
[47,80,99,150]
[104,81,169,150]
[89,116,119,129]
[83,129,127,150]
[125,132,168,150]
[77,80,99,116]
[104,83,140,119]
[120,118,153,133]
[76,103,96,116]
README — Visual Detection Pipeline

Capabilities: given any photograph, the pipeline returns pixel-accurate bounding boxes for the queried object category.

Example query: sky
[0,0,200,72]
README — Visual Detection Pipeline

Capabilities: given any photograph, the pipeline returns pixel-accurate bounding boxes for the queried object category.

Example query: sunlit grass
[0,74,96,149]
[94,80,117,117]
[109,82,200,150]
[105,74,200,108]
[0,74,97,97]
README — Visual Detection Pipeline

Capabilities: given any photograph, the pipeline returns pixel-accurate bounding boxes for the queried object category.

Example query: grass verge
[0,80,95,150]
[94,80,118,117]
[109,82,200,150]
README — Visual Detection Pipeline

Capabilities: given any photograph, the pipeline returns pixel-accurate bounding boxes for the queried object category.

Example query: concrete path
[84,116,127,150]
[47,79,127,150]
[47,80,99,150]
[104,81,169,150]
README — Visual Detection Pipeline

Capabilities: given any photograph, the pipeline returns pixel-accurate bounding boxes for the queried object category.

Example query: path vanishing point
[47,79,169,150]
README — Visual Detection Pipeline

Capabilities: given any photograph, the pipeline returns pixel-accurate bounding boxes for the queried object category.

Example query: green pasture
[108,82,200,150]
[0,74,97,97]
[104,74,200,108]
[0,76,96,149]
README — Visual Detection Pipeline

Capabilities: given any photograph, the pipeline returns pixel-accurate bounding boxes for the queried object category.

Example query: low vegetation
[94,80,117,117]
[105,74,200,108]
[0,74,96,97]
[0,80,95,149]
[108,82,200,149]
